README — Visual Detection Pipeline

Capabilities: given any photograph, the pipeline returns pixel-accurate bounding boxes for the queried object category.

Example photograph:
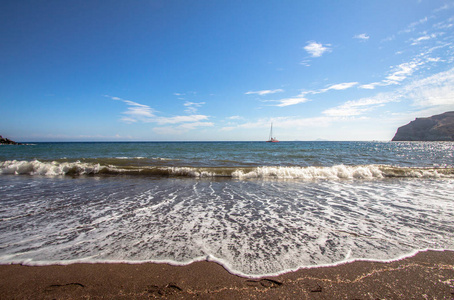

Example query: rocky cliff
[392,111,454,141]
[0,135,22,145]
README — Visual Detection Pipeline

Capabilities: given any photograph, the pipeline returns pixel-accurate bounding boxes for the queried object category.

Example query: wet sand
[0,250,453,299]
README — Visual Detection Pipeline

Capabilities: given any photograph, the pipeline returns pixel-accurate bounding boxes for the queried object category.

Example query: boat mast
[269,122,273,140]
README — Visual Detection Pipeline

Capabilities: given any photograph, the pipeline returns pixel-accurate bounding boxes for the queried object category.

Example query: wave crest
[1,160,453,179]
[0,160,107,176]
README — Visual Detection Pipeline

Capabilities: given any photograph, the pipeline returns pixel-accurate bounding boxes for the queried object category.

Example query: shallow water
[1,175,453,276]
[0,141,453,276]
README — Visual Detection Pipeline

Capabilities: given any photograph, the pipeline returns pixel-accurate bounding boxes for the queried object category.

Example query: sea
[0,141,453,277]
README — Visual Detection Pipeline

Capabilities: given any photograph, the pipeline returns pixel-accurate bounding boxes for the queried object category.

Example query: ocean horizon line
[6,139,397,143]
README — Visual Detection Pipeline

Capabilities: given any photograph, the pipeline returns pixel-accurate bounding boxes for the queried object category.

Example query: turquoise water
[0,141,453,276]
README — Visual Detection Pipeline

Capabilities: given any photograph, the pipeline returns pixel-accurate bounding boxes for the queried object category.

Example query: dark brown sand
[0,250,453,299]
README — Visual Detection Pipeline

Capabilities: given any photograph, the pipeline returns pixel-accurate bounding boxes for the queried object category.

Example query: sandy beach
[0,250,452,299]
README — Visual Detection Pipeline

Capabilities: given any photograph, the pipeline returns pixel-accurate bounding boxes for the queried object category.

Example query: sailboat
[266,122,279,142]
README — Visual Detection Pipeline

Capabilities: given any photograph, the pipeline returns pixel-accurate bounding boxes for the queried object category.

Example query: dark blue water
[1,141,453,167]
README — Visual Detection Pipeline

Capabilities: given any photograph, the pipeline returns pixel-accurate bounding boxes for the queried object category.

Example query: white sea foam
[0,176,453,276]
[231,165,384,179]
[1,160,453,179]
[4,249,452,279]
[0,160,107,175]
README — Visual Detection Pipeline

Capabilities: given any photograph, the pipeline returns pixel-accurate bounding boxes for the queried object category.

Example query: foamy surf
[3,248,452,279]
[1,159,453,179]
[1,173,453,276]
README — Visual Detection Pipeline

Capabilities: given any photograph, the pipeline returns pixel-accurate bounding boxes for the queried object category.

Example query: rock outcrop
[392,111,454,141]
[0,135,22,145]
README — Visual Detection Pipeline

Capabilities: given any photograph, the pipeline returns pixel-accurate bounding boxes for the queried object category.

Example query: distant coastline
[392,111,454,141]
[0,135,22,145]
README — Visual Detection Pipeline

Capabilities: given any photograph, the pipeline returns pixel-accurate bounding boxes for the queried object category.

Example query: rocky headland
[392,111,454,141]
[0,135,22,145]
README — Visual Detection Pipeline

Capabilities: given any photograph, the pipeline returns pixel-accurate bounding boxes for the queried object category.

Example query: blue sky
[1,0,454,141]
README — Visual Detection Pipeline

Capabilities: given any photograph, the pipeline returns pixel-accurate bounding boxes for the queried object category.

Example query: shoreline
[0,250,453,299]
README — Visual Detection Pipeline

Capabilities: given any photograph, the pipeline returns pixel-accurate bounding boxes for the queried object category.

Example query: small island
[0,135,22,145]
[392,111,454,141]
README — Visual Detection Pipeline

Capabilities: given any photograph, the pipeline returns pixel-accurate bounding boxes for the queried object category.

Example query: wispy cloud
[323,93,397,117]
[300,60,311,67]
[107,95,212,133]
[268,82,358,107]
[359,82,381,90]
[410,35,431,45]
[434,2,454,13]
[245,89,284,96]
[178,121,214,130]
[107,95,155,123]
[321,82,359,92]
[353,33,370,40]
[410,32,444,45]
[404,67,454,108]
[385,60,424,84]
[184,101,205,114]
[220,116,334,132]
[382,16,430,42]
[433,18,454,30]
[325,67,454,117]
[399,16,429,34]
[359,58,425,89]
[274,97,310,107]
[155,115,209,125]
[304,41,331,57]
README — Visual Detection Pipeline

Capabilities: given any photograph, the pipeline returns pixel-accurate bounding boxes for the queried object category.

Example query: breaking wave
[1,160,453,180]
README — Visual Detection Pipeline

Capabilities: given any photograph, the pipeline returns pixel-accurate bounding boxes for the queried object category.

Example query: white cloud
[220,116,335,132]
[359,82,382,90]
[276,97,309,107]
[155,115,209,125]
[108,95,211,129]
[405,67,454,107]
[434,3,454,13]
[228,115,242,120]
[354,33,370,40]
[184,101,205,106]
[324,67,454,117]
[400,16,429,34]
[411,35,432,45]
[304,41,331,57]
[410,33,444,45]
[179,121,214,130]
[323,82,359,91]
[300,60,311,67]
[120,117,138,123]
[307,82,359,94]
[359,58,425,89]
[360,40,452,90]
[267,82,357,107]
[184,101,205,114]
[107,95,155,122]
[274,97,310,107]
[323,93,397,117]
[245,89,284,96]
[385,60,423,84]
